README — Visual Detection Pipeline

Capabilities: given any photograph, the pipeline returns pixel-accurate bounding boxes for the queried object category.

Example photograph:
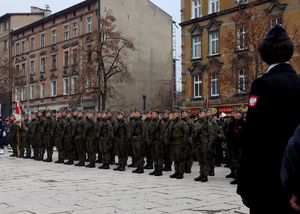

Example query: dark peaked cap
[264,25,290,43]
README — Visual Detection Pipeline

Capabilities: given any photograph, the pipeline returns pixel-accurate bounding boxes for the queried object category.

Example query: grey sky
[0,0,182,91]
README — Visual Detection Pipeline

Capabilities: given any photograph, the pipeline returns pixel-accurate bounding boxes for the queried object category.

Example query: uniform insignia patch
[249,96,259,107]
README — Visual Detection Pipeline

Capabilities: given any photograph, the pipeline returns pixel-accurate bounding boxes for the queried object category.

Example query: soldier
[193,110,214,182]
[128,111,137,168]
[98,111,113,169]
[43,111,54,162]
[107,112,115,164]
[35,111,45,161]
[8,115,19,157]
[113,111,129,171]
[181,110,194,174]
[149,110,165,176]
[83,111,96,168]
[74,111,86,166]
[53,112,66,163]
[143,112,153,169]
[64,111,75,165]
[28,113,38,159]
[95,112,103,163]
[20,114,30,158]
[162,110,172,171]
[130,111,145,174]
[169,110,189,179]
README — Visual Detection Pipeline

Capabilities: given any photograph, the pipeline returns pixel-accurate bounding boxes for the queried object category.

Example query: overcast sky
[0,0,182,91]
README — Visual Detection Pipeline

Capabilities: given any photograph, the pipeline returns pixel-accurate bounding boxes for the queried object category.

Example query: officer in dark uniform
[84,111,96,168]
[74,111,86,166]
[43,111,54,162]
[53,112,66,163]
[237,25,300,214]
[162,110,172,171]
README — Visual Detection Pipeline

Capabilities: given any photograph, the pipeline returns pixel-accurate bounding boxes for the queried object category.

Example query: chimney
[44,4,51,17]
[30,5,51,17]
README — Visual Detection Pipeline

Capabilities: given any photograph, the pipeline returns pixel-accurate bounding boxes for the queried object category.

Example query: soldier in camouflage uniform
[162,110,172,171]
[130,111,145,174]
[20,114,30,158]
[107,112,115,164]
[95,112,103,164]
[169,110,189,179]
[181,110,195,174]
[43,111,54,162]
[53,112,66,163]
[143,112,153,169]
[128,111,137,168]
[64,111,76,165]
[35,111,45,161]
[84,112,96,168]
[113,111,129,171]
[28,113,38,159]
[8,115,19,157]
[98,112,113,169]
[149,110,165,176]
[193,110,214,182]
[74,111,86,166]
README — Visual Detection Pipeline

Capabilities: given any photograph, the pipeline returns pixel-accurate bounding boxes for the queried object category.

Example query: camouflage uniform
[208,119,222,175]
[36,116,45,160]
[28,118,38,158]
[162,118,172,171]
[74,116,86,166]
[143,117,153,169]
[98,119,113,169]
[8,121,19,157]
[184,118,194,173]
[95,117,104,163]
[64,116,76,164]
[20,119,30,158]
[43,117,54,161]
[84,117,96,167]
[54,117,66,163]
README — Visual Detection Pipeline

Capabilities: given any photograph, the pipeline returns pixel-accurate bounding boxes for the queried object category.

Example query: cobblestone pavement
[0,149,248,214]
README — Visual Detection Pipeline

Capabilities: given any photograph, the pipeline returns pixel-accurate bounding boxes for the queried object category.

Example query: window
[51,55,57,70]
[30,84,35,100]
[209,31,220,56]
[239,68,247,93]
[208,0,220,14]
[40,57,46,73]
[41,33,45,48]
[16,43,20,55]
[51,29,57,44]
[30,37,35,51]
[194,75,202,98]
[30,60,35,74]
[15,88,20,102]
[51,81,57,97]
[211,73,219,96]
[22,41,26,53]
[87,17,92,33]
[85,77,91,89]
[72,21,78,37]
[72,49,78,65]
[64,51,69,67]
[63,77,69,95]
[237,27,247,50]
[40,83,45,98]
[21,63,26,75]
[71,76,78,94]
[192,35,201,59]
[64,25,69,40]
[4,40,8,50]
[192,0,202,18]
[20,87,25,101]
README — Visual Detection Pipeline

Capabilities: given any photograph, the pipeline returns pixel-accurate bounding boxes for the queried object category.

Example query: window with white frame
[237,27,247,50]
[16,42,20,55]
[192,35,201,59]
[22,41,26,53]
[71,76,78,94]
[64,51,69,67]
[192,0,202,18]
[208,0,220,14]
[87,17,92,33]
[51,29,57,44]
[30,84,35,100]
[21,63,25,75]
[40,83,45,98]
[30,60,35,74]
[63,77,69,95]
[194,75,202,98]
[72,21,78,37]
[211,73,219,96]
[15,88,20,101]
[41,33,45,48]
[40,57,46,73]
[64,25,69,40]
[51,54,57,70]
[20,87,25,101]
[209,30,220,56]
[239,68,247,92]
[30,37,35,51]
[51,81,57,97]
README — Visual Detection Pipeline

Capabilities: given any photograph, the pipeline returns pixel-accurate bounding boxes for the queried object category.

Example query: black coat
[237,64,300,212]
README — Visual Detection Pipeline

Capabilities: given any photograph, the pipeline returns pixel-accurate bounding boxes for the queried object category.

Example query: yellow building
[180,0,300,114]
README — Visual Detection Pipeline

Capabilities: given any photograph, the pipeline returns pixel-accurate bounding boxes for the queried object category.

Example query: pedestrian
[0,119,4,155]
[237,25,300,214]
[281,124,300,212]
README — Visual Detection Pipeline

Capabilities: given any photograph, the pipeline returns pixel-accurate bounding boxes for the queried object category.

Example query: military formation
[6,108,245,183]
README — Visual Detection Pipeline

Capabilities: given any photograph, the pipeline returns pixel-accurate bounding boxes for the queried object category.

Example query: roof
[11,0,97,35]
[0,12,44,21]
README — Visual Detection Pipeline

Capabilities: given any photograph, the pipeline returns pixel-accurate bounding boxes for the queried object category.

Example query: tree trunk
[101,81,107,110]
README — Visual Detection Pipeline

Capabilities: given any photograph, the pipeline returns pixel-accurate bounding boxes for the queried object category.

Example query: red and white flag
[15,101,24,126]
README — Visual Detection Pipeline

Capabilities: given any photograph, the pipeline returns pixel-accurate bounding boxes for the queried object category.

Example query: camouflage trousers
[75,137,86,163]
[44,134,53,159]
[171,143,186,174]
[55,137,64,161]
[86,138,96,163]
[99,137,111,164]
[132,138,145,169]
[195,143,209,177]
[115,140,128,167]
[151,141,164,171]
[64,137,75,161]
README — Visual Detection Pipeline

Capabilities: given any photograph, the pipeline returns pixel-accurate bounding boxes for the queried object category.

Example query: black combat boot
[208,170,215,176]
[113,165,121,171]
[102,164,110,169]
[118,165,126,171]
[43,158,52,162]
[136,167,144,174]
[55,159,64,164]
[128,162,137,168]
[86,163,96,168]
[155,170,163,176]
[75,161,85,166]
[24,154,31,159]
[194,175,205,181]
[169,173,178,178]
[64,160,74,165]
[132,168,139,173]
[163,165,172,171]
[144,163,153,169]
[201,176,208,182]
[149,169,157,176]
[176,173,184,179]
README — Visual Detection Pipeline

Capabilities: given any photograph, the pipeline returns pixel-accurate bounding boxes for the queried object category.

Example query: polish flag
[15,101,24,126]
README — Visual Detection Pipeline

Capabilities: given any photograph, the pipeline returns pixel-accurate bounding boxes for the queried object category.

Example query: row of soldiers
[8,108,231,182]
